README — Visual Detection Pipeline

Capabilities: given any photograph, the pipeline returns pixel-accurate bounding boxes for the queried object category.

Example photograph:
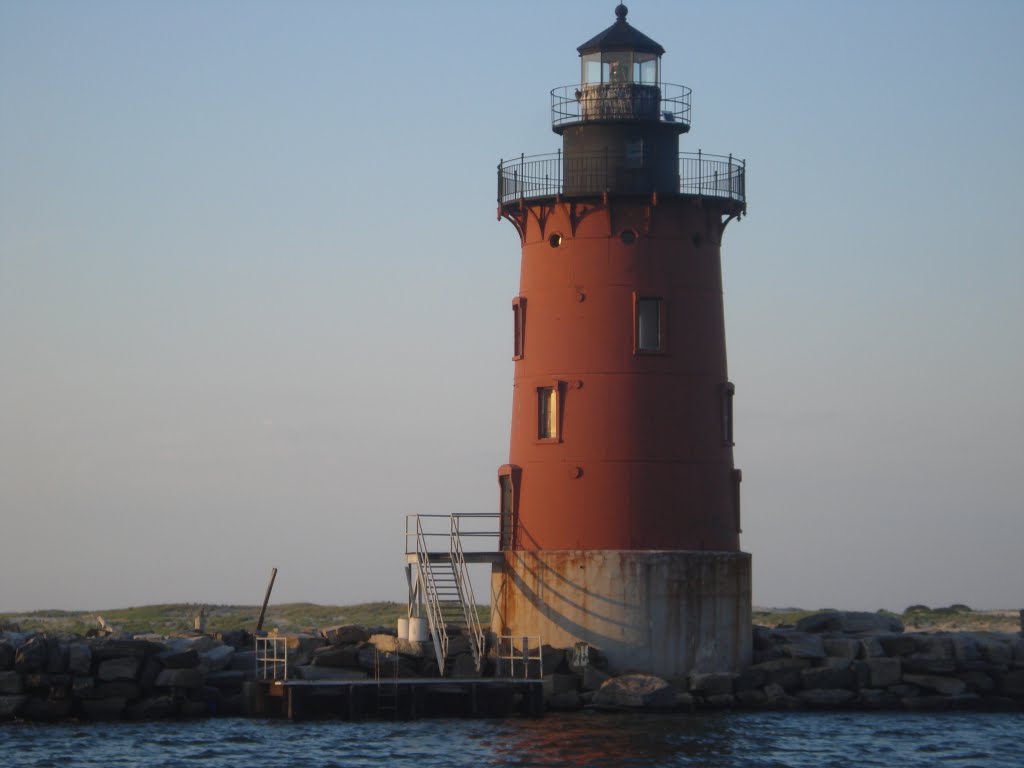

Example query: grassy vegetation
[754,604,1020,633]
[0,602,493,636]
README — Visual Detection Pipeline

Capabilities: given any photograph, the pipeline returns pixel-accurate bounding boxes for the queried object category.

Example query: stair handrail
[414,515,449,675]
[450,514,486,672]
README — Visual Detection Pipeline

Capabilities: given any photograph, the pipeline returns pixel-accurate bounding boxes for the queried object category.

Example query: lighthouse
[491,5,751,677]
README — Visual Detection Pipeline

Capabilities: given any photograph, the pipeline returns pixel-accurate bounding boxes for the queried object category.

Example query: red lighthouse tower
[491,5,751,677]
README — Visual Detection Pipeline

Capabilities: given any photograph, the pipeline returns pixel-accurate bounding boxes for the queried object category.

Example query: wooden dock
[252,678,545,721]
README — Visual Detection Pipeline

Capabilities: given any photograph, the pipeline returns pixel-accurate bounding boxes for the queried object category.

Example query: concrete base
[490,550,751,679]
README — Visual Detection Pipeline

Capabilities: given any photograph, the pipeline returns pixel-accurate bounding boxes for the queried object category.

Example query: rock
[543,673,579,697]
[451,653,479,678]
[957,670,995,693]
[217,630,250,649]
[779,633,826,660]
[67,644,91,675]
[950,634,980,663]
[14,636,47,673]
[823,639,861,659]
[540,645,566,675]
[979,695,1020,711]
[858,689,898,709]
[867,658,902,688]
[0,695,27,719]
[752,625,774,651]
[582,665,610,691]
[92,639,164,661]
[395,639,431,658]
[688,672,735,697]
[796,689,855,708]
[139,657,162,691]
[877,634,917,657]
[205,670,246,687]
[547,690,582,710]
[1013,639,1024,668]
[733,667,767,692]
[45,638,67,673]
[750,658,811,691]
[703,694,735,708]
[324,625,370,646]
[230,650,257,672]
[179,699,210,718]
[369,634,400,654]
[902,696,953,712]
[763,683,787,704]
[915,635,954,658]
[593,674,676,709]
[72,676,95,697]
[155,668,204,689]
[802,665,854,690]
[674,691,695,710]
[903,654,956,675]
[172,636,218,654]
[0,671,23,695]
[795,612,903,635]
[1000,670,1024,696]
[160,649,200,669]
[736,689,767,707]
[87,681,141,700]
[200,645,234,673]
[860,638,885,658]
[903,674,967,696]
[311,646,361,668]
[0,642,15,670]
[97,657,141,682]
[126,695,177,720]
[887,683,920,698]
[978,637,1013,667]
[24,696,73,720]
[79,697,127,720]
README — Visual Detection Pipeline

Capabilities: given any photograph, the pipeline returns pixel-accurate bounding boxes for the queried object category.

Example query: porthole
[620,229,637,245]
[549,233,563,248]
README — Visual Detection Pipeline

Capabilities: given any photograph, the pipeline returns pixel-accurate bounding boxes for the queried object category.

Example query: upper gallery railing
[551,83,692,131]
[497,150,745,206]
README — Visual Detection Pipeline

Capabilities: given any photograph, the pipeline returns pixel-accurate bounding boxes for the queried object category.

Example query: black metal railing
[551,82,692,130]
[497,150,745,206]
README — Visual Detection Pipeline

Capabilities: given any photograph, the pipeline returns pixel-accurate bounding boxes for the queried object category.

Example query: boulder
[887,683,921,698]
[1013,638,1024,668]
[902,695,953,712]
[822,639,860,659]
[369,634,400,654]
[395,639,432,658]
[903,674,967,696]
[801,665,854,690]
[877,634,917,657]
[950,634,980,663]
[915,635,954,659]
[171,636,217,654]
[24,696,73,720]
[139,657,162,691]
[796,689,855,708]
[324,625,370,646]
[582,665,610,691]
[703,693,735,708]
[547,690,582,710]
[763,683,787,704]
[200,645,234,673]
[79,697,127,720]
[205,670,247,688]
[1000,670,1024,696]
[67,644,91,675]
[593,674,677,709]
[217,630,250,649]
[736,689,768,707]
[749,658,811,691]
[44,638,67,673]
[126,695,177,720]
[860,638,886,658]
[97,657,141,682]
[159,649,200,669]
[87,681,141,700]
[543,673,579,697]
[540,645,566,675]
[857,689,899,710]
[92,639,164,661]
[230,650,257,672]
[733,667,768,692]
[688,672,735,697]
[23,673,70,695]
[978,637,1013,667]
[155,668,204,689]
[903,654,956,675]
[795,611,903,635]
[179,699,210,718]
[957,670,995,693]
[71,676,95,697]
[0,695,27,719]
[0,671,23,695]
[866,658,902,688]
[451,653,479,678]
[0,642,14,670]
[14,636,47,673]
[311,646,361,668]
[779,633,825,660]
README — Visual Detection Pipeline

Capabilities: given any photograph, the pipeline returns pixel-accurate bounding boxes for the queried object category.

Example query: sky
[1,0,1022,615]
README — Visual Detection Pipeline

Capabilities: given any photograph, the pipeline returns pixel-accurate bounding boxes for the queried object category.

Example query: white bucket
[396,617,409,641]
[408,617,430,643]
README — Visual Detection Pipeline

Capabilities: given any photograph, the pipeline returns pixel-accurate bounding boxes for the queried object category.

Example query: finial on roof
[615,4,628,22]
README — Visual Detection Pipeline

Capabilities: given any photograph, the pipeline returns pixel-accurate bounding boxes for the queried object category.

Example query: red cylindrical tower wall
[507,196,740,552]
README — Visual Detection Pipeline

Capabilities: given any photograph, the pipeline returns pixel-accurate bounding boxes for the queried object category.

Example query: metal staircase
[407,514,497,677]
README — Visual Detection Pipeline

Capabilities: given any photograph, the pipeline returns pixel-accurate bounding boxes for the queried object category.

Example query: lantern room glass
[581,51,660,85]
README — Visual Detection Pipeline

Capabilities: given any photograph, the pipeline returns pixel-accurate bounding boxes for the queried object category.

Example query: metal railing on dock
[255,636,288,682]
[495,635,544,680]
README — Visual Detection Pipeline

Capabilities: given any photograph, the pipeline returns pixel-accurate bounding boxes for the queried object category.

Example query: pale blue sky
[1,0,1022,613]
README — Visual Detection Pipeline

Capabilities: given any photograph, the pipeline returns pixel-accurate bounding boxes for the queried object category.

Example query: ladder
[374,648,399,717]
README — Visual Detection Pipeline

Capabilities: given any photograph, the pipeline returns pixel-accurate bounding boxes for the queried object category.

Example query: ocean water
[2,712,1023,768]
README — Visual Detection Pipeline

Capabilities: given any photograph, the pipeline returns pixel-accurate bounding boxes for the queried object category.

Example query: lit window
[722,382,735,445]
[635,296,663,353]
[538,386,559,440]
[512,297,525,360]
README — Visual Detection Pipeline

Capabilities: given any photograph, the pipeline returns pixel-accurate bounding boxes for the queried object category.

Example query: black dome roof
[577,4,665,56]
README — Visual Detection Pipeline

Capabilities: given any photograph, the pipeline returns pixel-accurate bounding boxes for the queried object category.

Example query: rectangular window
[635,296,664,353]
[538,385,559,441]
[722,382,735,446]
[512,297,525,360]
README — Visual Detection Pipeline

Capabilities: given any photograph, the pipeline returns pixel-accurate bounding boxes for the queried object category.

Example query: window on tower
[538,385,559,441]
[722,382,735,446]
[634,296,664,354]
[512,297,525,360]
